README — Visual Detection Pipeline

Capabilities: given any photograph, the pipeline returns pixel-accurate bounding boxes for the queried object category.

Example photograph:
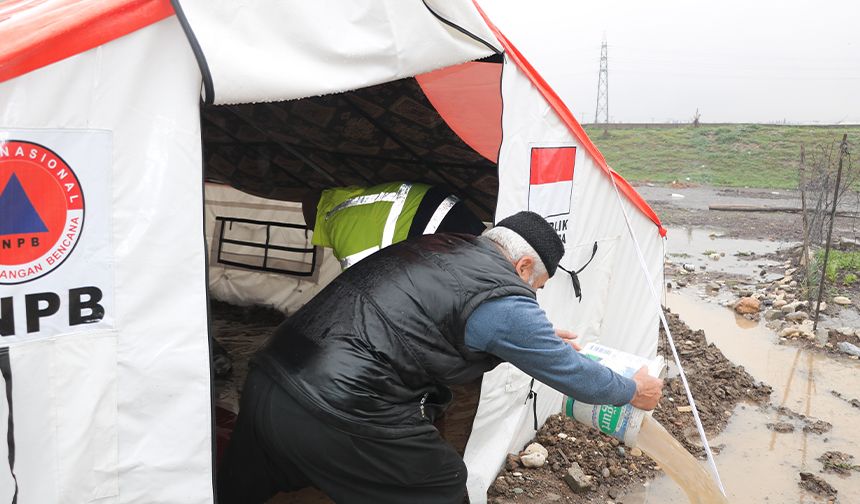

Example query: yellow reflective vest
[312,182,432,269]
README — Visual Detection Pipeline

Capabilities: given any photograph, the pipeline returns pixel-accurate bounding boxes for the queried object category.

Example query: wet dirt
[664,292,859,402]
[799,472,839,500]
[615,290,860,504]
[654,214,860,504]
[211,299,284,413]
[636,184,860,242]
[818,451,860,476]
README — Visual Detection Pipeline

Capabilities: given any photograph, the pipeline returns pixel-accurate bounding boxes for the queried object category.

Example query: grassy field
[582,124,860,189]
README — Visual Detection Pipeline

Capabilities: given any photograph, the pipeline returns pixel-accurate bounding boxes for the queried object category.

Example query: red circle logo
[0,140,85,284]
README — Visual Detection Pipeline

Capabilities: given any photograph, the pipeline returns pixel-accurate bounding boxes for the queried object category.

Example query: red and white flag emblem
[528,146,575,217]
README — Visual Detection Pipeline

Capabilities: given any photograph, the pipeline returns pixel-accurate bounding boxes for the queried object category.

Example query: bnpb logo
[0,140,84,285]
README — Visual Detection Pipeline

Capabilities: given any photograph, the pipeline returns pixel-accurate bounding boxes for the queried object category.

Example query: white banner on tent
[0,331,120,503]
[0,130,114,341]
[0,130,118,502]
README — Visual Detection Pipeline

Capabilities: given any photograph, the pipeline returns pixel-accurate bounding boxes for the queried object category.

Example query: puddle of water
[651,291,860,503]
[635,416,728,503]
[666,292,860,416]
[666,226,791,277]
[629,404,855,503]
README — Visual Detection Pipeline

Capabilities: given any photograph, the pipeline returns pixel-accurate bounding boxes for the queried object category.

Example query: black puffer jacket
[254,234,534,437]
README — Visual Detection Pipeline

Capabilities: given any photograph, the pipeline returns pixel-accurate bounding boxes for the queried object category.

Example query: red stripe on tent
[530,147,575,185]
[471,1,666,237]
[416,61,503,163]
[0,0,174,84]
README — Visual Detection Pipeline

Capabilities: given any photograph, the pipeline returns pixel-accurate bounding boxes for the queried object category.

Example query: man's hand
[629,366,663,411]
[555,329,582,351]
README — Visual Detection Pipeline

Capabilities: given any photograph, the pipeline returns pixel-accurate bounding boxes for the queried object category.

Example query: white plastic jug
[562,343,664,447]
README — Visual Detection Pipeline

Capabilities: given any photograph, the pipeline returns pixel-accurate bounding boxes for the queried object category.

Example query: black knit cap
[495,211,565,277]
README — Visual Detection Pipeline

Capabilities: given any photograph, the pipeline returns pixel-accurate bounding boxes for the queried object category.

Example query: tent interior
[201,54,505,221]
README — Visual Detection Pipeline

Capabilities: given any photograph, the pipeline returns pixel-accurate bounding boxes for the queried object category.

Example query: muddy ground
[637,185,860,243]
[212,301,284,413]
[654,183,860,351]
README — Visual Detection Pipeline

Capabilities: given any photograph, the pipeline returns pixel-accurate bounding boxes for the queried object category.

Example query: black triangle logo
[0,173,49,235]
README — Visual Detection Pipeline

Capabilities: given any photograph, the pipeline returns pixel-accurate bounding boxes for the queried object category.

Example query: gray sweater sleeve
[465,295,636,406]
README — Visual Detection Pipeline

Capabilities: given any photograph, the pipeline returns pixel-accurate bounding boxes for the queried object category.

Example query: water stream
[636,416,728,504]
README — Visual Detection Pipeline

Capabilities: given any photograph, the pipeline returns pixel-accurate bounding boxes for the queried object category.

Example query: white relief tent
[0,1,665,503]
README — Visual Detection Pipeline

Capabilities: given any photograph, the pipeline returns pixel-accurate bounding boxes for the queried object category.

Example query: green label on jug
[597,404,621,434]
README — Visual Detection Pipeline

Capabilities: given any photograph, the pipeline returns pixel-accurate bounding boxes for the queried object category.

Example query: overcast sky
[479,0,859,124]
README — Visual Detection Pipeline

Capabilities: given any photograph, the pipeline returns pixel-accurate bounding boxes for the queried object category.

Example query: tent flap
[175,0,499,105]
[416,60,504,163]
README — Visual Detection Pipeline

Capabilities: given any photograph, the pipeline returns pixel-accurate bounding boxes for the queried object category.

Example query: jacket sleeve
[465,295,636,406]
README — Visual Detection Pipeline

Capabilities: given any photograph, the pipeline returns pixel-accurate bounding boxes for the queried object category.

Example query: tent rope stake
[607,172,727,495]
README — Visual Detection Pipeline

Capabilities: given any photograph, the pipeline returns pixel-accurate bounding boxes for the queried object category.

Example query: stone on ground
[505,453,520,471]
[779,326,801,338]
[520,443,548,468]
[837,341,860,357]
[563,462,592,493]
[490,476,510,495]
[798,472,837,498]
[766,422,795,433]
[764,310,784,321]
[781,302,799,313]
[833,296,852,305]
[803,419,833,434]
[734,297,761,314]
[833,327,855,338]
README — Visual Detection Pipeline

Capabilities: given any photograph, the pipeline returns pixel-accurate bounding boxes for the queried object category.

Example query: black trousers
[217,368,468,504]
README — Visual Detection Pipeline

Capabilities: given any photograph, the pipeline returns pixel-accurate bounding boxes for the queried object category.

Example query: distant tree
[692,109,701,127]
